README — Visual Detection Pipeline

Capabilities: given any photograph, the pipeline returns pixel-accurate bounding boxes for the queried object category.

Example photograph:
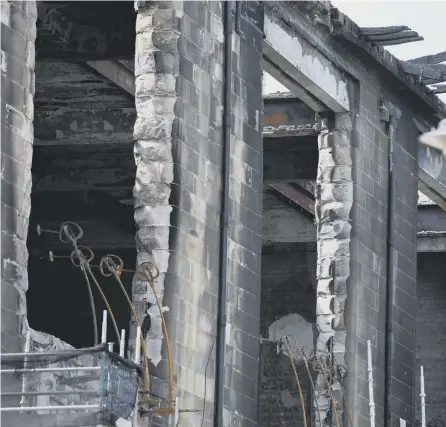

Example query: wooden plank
[360,26,409,36]
[408,50,446,65]
[268,182,315,217]
[84,61,135,96]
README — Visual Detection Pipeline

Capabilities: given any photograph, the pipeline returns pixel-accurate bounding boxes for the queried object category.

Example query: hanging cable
[59,222,120,344]
[138,262,174,411]
[99,254,151,395]
[280,336,308,427]
[281,337,322,427]
[314,356,341,427]
[79,260,98,345]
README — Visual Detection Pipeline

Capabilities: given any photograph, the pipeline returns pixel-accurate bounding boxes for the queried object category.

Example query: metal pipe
[108,342,114,353]
[0,345,106,360]
[132,326,142,427]
[20,330,31,409]
[1,367,101,374]
[120,329,126,357]
[367,340,375,427]
[384,116,396,427]
[420,366,426,427]
[1,391,100,397]
[214,3,233,427]
[101,310,108,344]
[0,404,100,412]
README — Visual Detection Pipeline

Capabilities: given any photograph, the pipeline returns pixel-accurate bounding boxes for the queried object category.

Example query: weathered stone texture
[416,253,446,423]
[348,82,419,427]
[315,112,354,426]
[259,245,317,427]
[1,0,37,352]
[133,2,263,427]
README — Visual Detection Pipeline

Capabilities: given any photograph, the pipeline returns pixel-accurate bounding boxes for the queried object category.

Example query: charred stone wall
[1,0,37,352]
[347,80,420,427]
[133,2,263,427]
[416,253,446,423]
[259,245,317,427]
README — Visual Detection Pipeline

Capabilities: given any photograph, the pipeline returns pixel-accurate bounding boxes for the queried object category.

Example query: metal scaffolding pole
[0,404,100,413]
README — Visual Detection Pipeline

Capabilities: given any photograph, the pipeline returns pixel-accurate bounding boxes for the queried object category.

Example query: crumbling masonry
[2,2,446,427]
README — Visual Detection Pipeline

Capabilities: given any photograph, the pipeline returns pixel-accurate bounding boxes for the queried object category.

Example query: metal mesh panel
[1,345,141,427]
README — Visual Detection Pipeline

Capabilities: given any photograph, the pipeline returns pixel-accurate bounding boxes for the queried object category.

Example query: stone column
[1,0,37,352]
[315,112,354,426]
[133,2,264,426]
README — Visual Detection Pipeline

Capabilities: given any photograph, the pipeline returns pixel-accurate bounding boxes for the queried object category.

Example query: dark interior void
[27,249,135,349]
[416,253,446,422]
[259,243,317,426]
[260,96,318,425]
[27,145,136,350]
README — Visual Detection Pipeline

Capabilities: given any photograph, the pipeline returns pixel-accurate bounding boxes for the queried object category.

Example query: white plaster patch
[1,51,6,73]
[1,1,10,26]
[281,389,297,408]
[268,313,313,352]
[264,14,350,112]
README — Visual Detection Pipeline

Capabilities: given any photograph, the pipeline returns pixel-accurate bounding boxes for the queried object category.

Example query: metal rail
[0,404,100,413]
[1,366,101,374]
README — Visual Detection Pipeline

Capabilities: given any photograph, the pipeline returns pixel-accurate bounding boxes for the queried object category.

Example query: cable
[325,363,353,427]
[60,223,120,344]
[282,337,308,427]
[200,337,216,427]
[281,336,322,427]
[315,357,341,427]
[139,262,174,411]
[79,261,99,345]
[99,254,151,395]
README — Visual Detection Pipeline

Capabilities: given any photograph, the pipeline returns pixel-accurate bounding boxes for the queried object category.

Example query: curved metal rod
[139,262,174,411]
[325,363,353,427]
[282,336,322,427]
[99,255,151,394]
[282,337,308,427]
[315,357,341,427]
[78,262,98,345]
[60,224,120,344]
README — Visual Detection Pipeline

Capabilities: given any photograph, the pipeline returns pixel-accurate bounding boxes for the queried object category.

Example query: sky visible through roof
[264,1,446,103]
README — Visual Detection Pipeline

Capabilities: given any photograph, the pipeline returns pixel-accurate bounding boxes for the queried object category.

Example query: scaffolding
[0,312,141,427]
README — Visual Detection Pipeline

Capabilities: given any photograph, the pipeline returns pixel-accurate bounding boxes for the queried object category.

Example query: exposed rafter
[408,51,446,65]
[359,26,423,46]
[398,61,446,85]
[268,182,315,217]
[373,36,424,47]
[83,61,135,96]
[360,26,410,36]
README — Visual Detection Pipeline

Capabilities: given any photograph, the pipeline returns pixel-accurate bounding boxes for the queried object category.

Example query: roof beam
[366,30,419,42]
[263,11,351,113]
[408,50,446,65]
[83,61,135,96]
[360,26,410,36]
[398,61,446,83]
[268,182,315,217]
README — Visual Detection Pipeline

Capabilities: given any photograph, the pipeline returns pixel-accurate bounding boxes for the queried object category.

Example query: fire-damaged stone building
[2,1,446,427]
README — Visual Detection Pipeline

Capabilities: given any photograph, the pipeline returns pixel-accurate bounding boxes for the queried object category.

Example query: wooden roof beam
[360,26,410,36]
[408,51,446,65]
[374,36,424,46]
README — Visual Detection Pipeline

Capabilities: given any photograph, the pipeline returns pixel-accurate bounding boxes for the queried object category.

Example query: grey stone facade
[416,253,446,423]
[260,244,317,427]
[1,0,37,352]
[348,77,420,427]
[133,2,263,426]
[1,2,446,427]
